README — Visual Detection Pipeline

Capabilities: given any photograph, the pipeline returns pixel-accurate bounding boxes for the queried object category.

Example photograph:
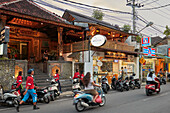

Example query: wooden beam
[0,9,83,30]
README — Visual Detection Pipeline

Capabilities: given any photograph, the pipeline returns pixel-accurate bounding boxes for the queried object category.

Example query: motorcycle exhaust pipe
[81,102,89,107]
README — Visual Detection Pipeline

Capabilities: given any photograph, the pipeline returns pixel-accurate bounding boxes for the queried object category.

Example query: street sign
[0,26,10,44]
[140,57,146,64]
[141,37,151,47]
[143,47,155,56]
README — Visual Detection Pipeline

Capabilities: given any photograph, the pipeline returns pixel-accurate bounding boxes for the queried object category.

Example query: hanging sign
[143,47,155,56]
[91,34,106,47]
[0,26,10,43]
[167,48,170,57]
[139,56,146,64]
[141,37,151,47]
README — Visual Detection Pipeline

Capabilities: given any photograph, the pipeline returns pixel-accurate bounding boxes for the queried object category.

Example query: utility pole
[126,0,144,34]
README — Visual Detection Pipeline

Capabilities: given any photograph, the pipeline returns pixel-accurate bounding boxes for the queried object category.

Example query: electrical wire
[138,3,170,10]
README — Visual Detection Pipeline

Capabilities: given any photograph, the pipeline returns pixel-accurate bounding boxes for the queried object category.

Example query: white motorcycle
[0,85,19,106]
[47,79,60,101]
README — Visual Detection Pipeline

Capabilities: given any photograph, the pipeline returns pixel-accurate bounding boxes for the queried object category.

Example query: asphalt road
[1,83,170,113]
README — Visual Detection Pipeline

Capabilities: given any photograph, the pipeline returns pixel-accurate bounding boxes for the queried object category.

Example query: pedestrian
[120,67,124,80]
[73,69,80,79]
[16,69,39,112]
[124,67,128,76]
[16,71,23,95]
[54,69,62,93]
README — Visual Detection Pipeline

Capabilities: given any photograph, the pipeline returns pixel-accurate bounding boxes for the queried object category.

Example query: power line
[144,0,159,6]
[55,0,132,14]
[138,3,170,10]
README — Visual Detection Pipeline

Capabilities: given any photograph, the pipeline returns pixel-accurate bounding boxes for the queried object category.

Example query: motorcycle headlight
[74,94,79,98]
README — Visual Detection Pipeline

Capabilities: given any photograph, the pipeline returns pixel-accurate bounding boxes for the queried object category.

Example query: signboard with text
[143,47,155,56]
[141,37,151,47]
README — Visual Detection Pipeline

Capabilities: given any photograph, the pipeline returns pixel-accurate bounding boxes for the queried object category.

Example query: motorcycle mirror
[46,79,49,82]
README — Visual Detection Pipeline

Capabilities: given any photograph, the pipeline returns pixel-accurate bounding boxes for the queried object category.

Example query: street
[1,83,170,113]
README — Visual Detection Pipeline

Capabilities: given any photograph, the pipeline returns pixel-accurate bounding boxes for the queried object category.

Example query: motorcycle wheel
[51,92,55,101]
[103,88,108,94]
[146,89,151,96]
[131,84,135,90]
[99,97,106,107]
[44,96,50,104]
[120,87,123,92]
[126,86,129,91]
[111,84,116,90]
[75,100,85,112]
[13,98,19,107]
[137,84,141,89]
[157,88,161,94]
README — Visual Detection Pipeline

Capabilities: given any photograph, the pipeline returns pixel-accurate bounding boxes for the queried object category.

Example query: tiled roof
[151,36,162,46]
[0,0,68,23]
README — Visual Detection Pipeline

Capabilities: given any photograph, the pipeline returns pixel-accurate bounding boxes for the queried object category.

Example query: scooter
[47,79,60,101]
[129,74,135,90]
[73,87,106,112]
[132,73,141,89]
[111,76,117,90]
[122,76,129,91]
[167,73,170,82]
[101,75,110,94]
[72,78,81,96]
[36,87,50,104]
[161,76,166,85]
[116,76,124,92]
[145,77,161,96]
[157,74,162,85]
[0,85,19,107]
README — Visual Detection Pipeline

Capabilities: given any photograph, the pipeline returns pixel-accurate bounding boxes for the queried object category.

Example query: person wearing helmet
[16,69,39,112]
[146,71,159,91]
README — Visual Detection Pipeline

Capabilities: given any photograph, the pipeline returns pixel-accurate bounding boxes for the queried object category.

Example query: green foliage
[164,25,170,36]
[136,34,143,43]
[92,9,105,20]
[122,24,131,33]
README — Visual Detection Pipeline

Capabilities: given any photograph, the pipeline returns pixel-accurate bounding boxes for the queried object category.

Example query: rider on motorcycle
[146,71,159,91]
[83,72,101,103]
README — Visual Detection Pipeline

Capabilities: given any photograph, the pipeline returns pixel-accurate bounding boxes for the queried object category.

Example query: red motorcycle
[145,77,161,96]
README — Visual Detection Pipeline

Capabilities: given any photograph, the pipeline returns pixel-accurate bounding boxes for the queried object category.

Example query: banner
[143,47,155,56]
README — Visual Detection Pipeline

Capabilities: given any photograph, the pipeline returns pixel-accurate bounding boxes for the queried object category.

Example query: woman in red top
[73,69,80,79]
[16,71,23,94]
[54,69,62,93]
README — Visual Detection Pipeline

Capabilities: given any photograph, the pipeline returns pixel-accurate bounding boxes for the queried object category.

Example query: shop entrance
[8,41,29,60]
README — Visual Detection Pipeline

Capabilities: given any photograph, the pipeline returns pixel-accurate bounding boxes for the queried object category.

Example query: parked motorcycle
[101,75,110,94]
[111,76,117,90]
[0,85,19,107]
[73,87,106,112]
[36,87,50,104]
[145,77,161,96]
[122,76,129,91]
[157,74,162,85]
[129,74,135,90]
[47,79,60,101]
[116,76,124,92]
[132,73,141,89]
[167,73,170,82]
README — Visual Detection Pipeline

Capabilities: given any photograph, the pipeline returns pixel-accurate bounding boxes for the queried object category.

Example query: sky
[33,0,170,38]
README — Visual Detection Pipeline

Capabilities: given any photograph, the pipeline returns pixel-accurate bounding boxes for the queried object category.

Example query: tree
[164,25,170,36]
[122,24,131,33]
[92,9,105,21]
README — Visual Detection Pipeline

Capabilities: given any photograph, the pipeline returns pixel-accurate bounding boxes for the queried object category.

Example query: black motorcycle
[101,75,110,94]
[122,76,129,91]
[132,73,141,89]
[129,74,135,90]
[116,76,124,92]
[36,87,50,104]
[111,76,117,90]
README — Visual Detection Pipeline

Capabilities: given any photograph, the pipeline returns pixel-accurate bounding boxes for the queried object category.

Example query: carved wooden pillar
[57,27,63,57]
